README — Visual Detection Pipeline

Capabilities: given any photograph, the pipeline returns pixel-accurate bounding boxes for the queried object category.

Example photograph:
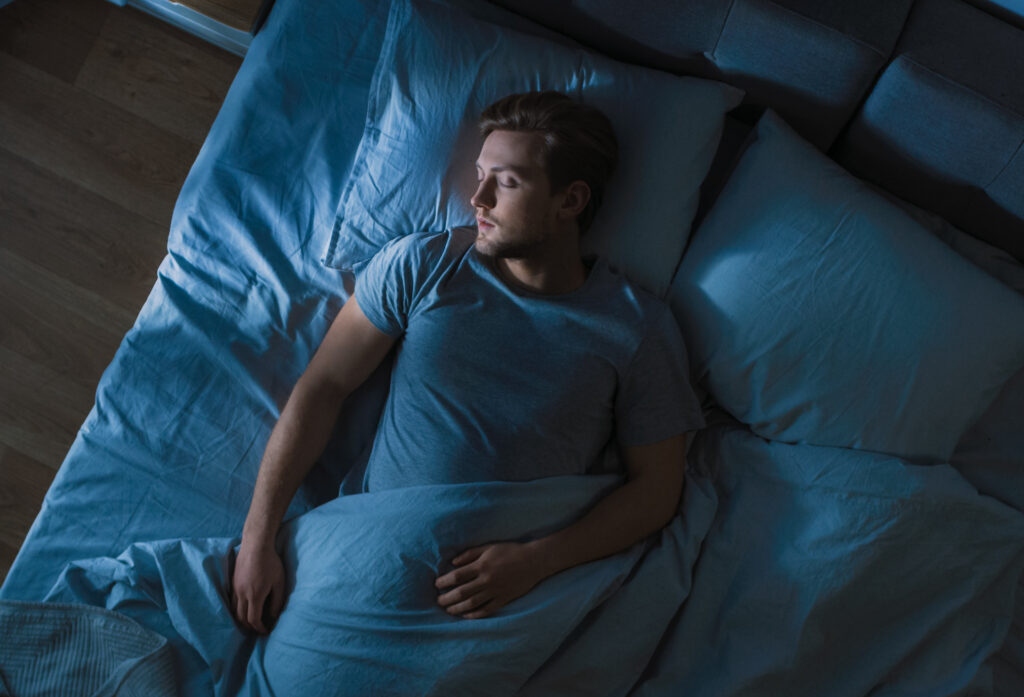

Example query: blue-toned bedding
[5,414,1022,696]
[2,0,1023,695]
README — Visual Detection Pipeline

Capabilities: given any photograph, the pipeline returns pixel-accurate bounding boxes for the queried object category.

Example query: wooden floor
[0,0,242,586]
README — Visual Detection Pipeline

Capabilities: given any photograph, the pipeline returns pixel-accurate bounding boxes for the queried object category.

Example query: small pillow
[320,0,743,297]
[668,109,1024,463]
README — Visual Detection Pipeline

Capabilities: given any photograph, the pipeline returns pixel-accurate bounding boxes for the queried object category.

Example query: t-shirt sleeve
[353,234,428,337]
[614,305,707,447]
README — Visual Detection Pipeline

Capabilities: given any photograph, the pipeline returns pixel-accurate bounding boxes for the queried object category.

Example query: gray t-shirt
[354,227,705,492]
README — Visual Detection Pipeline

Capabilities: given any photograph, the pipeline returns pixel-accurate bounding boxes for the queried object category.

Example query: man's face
[471,130,563,259]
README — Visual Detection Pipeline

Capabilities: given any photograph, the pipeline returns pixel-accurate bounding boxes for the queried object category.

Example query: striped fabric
[0,600,175,696]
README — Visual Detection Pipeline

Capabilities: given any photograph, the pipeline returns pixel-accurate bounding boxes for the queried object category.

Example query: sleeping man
[229,91,706,634]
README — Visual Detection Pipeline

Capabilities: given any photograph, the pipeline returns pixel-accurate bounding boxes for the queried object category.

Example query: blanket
[0,600,175,696]
[2,469,716,696]
[2,419,1022,696]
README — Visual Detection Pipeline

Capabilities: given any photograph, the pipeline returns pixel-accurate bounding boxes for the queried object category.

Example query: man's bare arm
[528,433,688,577]
[231,295,397,634]
[435,433,689,619]
[242,295,397,546]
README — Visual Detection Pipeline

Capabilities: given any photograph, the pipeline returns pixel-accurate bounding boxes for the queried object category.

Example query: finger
[247,594,268,635]
[452,547,484,566]
[237,596,252,632]
[234,594,247,629]
[463,598,500,619]
[447,592,494,616]
[437,575,486,607]
[437,567,478,592]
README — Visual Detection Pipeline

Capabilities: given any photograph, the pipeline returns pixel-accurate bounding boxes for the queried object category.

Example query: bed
[2,0,1024,694]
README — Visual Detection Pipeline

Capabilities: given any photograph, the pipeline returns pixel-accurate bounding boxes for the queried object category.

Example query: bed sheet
[3,412,1021,696]
[0,0,391,600]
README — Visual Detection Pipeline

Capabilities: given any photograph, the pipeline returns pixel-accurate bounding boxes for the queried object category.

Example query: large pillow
[320,0,743,297]
[668,109,1024,463]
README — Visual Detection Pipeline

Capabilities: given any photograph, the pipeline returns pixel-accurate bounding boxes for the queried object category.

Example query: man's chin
[474,228,544,260]
[474,232,498,257]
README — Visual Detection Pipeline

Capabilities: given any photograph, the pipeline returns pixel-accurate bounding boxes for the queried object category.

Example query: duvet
[2,414,1020,696]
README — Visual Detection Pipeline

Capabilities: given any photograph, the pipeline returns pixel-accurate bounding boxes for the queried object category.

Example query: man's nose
[471,179,495,209]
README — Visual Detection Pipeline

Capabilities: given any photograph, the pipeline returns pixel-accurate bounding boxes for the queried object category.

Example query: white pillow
[320,0,743,297]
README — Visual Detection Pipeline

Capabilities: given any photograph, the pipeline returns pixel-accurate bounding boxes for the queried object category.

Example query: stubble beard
[474,223,547,261]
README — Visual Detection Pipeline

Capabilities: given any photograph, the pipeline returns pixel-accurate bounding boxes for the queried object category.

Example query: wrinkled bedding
[2,0,1023,694]
[3,415,1022,695]
[26,469,715,696]
[0,0,390,601]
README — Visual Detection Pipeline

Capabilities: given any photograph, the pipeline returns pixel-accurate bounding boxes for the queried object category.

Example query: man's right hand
[226,295,395,635]
[230,537,286,635]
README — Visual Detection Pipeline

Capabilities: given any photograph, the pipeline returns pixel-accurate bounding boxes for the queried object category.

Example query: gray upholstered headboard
[490,0,1024,263]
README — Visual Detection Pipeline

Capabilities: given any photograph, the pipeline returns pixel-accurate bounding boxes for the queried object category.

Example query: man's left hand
[435,541,548,619]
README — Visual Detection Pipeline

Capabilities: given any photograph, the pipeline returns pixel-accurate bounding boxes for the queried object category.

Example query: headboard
[490,0,1024,263]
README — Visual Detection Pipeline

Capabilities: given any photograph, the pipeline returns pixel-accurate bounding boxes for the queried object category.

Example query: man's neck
[496,241,589,296]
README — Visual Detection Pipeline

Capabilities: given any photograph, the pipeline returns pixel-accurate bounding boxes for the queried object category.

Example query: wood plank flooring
[0,0,242,586]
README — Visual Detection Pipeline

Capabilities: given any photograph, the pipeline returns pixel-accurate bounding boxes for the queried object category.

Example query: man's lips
[477,217,495,229]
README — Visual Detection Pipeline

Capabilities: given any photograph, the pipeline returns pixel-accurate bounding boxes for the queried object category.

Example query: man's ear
[557,180,591,220]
